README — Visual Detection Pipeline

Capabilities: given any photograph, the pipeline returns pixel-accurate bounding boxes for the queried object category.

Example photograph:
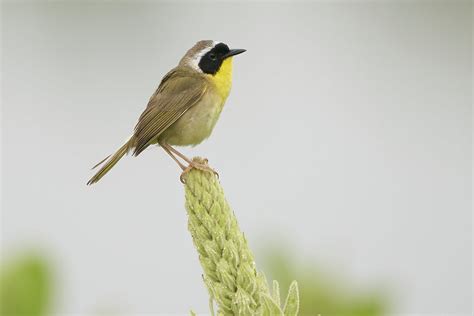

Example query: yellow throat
[210,57,233,100]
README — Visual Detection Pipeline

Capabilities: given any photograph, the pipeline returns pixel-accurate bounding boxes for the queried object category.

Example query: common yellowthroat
[87,40,245,185]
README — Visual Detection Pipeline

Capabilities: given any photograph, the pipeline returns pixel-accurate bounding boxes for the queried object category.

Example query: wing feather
[132,68,207,155]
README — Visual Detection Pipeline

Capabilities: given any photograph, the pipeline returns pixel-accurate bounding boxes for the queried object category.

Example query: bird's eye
[209,53,217,61]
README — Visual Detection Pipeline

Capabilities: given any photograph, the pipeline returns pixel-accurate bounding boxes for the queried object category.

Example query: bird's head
[180,40,246,75]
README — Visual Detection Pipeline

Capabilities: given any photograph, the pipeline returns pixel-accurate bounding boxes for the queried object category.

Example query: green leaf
[283,281,299,316]
[209,297,215,316]
[272,280,281,307]
[260,293,284,316]
[257,271,270,294]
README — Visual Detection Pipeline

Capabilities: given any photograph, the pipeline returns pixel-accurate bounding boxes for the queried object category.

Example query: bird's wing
[132,68,208,155]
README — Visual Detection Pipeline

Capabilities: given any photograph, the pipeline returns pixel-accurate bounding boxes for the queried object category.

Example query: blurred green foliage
[261,249,388,316]
[0,254,51,316]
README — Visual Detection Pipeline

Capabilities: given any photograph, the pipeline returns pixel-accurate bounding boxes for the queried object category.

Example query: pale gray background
[2,1,472,315]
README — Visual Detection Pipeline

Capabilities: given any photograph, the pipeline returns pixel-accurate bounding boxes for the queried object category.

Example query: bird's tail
[87,139,132,185]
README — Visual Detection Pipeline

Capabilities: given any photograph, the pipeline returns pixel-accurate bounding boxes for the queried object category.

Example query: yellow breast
[209,57,233,101]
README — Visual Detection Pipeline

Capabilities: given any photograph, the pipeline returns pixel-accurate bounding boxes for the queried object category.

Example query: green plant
[262,249,388,316]
[183,158,299,316]
[0,254,51,316]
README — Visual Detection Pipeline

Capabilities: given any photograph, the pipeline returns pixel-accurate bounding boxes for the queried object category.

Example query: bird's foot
[180,157,219,183]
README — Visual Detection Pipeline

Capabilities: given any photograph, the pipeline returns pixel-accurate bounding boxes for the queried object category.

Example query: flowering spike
[183,158,299,315]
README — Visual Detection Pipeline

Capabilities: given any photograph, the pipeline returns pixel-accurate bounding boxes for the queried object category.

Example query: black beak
[223,48,246,59]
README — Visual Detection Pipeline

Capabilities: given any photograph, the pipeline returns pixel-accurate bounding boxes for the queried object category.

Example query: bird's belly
[159,95,224,146]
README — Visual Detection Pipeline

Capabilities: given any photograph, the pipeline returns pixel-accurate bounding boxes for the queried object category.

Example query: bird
[87,40,246,185]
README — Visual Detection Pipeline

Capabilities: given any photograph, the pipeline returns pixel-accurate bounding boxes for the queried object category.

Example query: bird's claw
[180,158,219,184]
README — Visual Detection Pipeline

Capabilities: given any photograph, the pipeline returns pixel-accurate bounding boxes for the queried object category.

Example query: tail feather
[87,140,131,185]
[91,154,111,170]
